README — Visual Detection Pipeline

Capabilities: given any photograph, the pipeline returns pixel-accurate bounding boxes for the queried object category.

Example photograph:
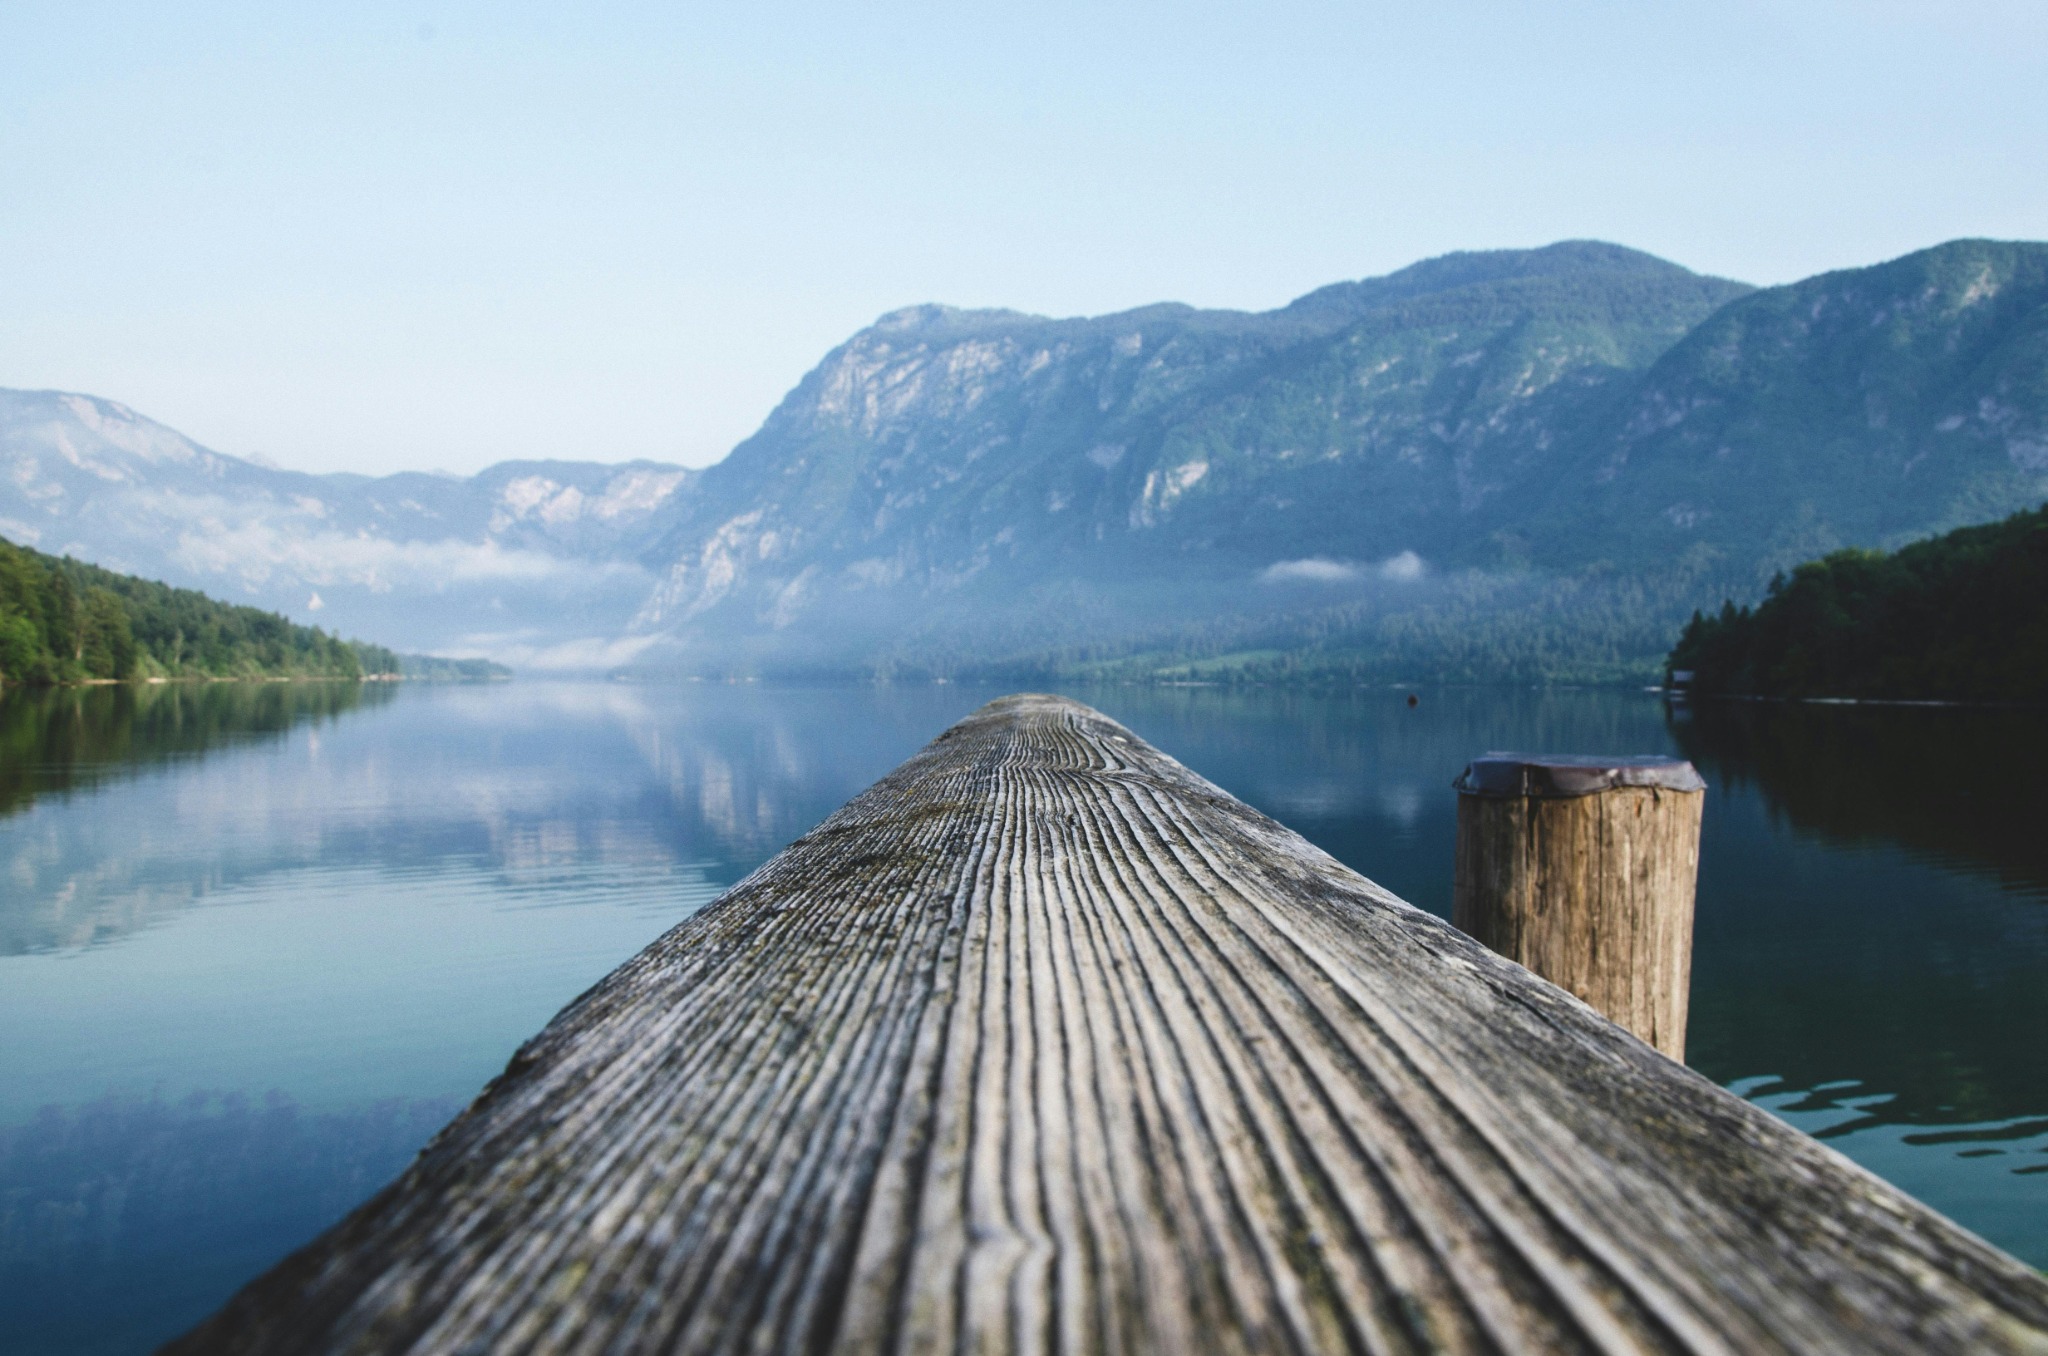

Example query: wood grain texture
[1453,785,1702,1059]
[168,694,2048,1356]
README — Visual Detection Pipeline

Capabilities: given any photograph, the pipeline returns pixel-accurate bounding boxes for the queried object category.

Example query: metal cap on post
[1453,753,1705,1060]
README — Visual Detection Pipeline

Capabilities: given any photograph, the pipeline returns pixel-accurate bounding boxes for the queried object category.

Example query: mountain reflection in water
[1673,699,2048,1126]
[0,682,2043,1354]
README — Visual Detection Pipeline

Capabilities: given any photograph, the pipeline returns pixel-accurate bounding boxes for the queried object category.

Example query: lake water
[2,680,2044,1353]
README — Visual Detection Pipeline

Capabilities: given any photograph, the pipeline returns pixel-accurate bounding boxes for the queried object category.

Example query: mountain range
[0,391,692,667]
[6,236,2046,681]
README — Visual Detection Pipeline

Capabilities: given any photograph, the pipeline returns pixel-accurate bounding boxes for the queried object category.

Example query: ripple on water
[1729,1074,2048,1264]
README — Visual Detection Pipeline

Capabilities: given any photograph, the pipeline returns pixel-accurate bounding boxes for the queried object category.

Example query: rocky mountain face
[1515,240,2048,575]
[7,237,2045,680]
[0,390,693,664]
[628,238,2048,681]
[634,242,1755,673]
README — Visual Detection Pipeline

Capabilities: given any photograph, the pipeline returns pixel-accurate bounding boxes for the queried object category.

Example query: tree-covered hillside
[0,535,398,685]
[1517,238,2048,577]
[621,237,2048,684]
[633,242,1751,676]
[399,653,512,681]
[1667,503,2048,701]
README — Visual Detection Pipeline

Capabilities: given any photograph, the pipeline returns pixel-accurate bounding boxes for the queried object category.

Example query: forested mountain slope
[628,238,2048,681]
[634,242,1756,675]
[0,534,389,685]
[1515,239,2048,576]
[1668,503,2048,702]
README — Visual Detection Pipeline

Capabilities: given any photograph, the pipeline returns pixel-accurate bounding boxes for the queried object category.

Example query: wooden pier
[171,694,2048,1354]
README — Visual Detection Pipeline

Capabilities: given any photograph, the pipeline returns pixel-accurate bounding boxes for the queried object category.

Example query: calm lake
[3,680,2045,1353]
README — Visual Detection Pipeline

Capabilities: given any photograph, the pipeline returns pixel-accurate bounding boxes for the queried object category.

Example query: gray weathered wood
[169,694,2048,1355]
[1452,755,1705,1060]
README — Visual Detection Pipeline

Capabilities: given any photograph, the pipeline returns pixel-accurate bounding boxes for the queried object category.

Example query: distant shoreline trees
[1668,504,2048,703]
[0,535,400,687]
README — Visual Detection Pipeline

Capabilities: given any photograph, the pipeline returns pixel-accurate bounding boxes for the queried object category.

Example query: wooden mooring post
[1452,754,1705,1061]
[171,696,2048,1355]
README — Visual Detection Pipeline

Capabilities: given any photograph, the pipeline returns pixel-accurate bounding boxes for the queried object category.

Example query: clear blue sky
[3,1,2043,476]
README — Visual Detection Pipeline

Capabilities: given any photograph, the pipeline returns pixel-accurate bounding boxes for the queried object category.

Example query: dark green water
[1,681,2042,1353]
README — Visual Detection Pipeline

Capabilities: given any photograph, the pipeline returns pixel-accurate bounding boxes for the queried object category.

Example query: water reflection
[1672,700,2048,1127]
[1671,698,2048,898]
[0,683,965,957]
[1669,697,2048,1264]
[0,682,392,822]
[3,681,2046,1353]
[0,1091,458,1356]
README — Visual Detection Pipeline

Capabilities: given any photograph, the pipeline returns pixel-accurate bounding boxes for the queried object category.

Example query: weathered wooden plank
[169,694,2048,1355]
